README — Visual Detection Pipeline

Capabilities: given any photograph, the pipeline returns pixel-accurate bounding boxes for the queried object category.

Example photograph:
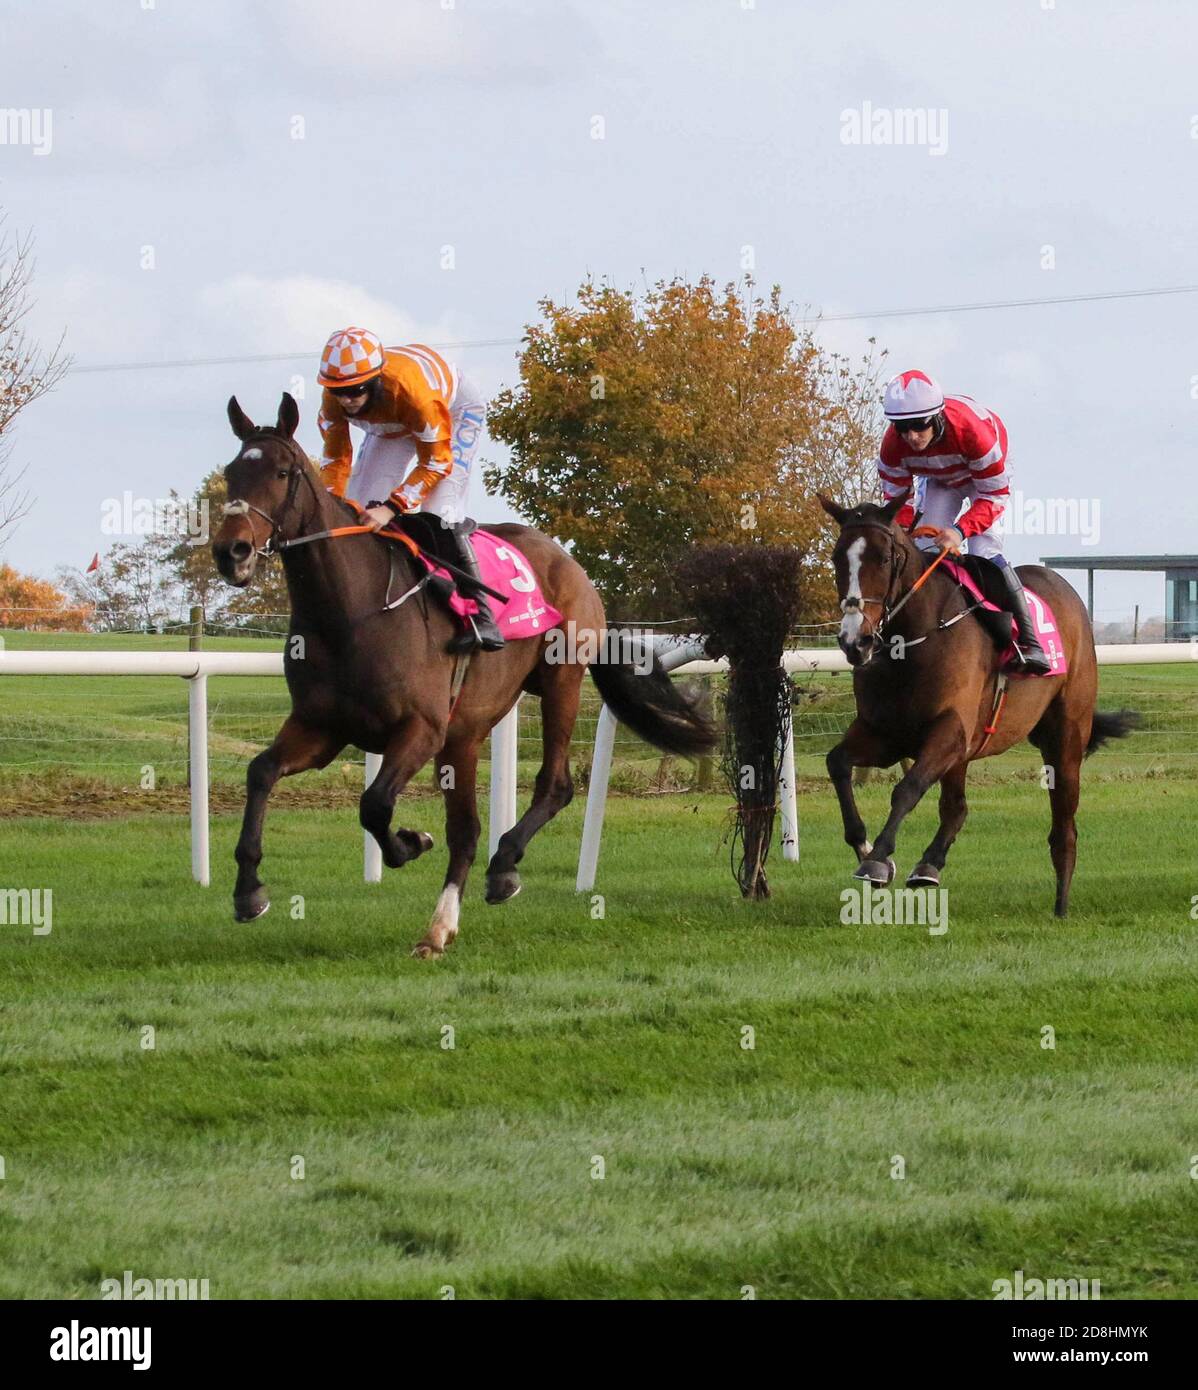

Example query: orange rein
[906,541,955,597]
[275,494,422,559]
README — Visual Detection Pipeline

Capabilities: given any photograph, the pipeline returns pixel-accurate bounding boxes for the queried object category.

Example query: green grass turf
[1,754,1196,1298]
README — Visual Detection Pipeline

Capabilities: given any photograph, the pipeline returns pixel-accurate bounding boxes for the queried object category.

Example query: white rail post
[576,702,617,893]
[188,673,209,886]
[364,752,382,883]
[779,708,799,862]
[489,698,521,859]
[576,632,710,893]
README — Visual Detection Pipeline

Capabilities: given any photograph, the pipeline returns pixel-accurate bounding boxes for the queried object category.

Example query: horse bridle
[838,521,979,660]
[221,434,321,557]
[838,521,912,644]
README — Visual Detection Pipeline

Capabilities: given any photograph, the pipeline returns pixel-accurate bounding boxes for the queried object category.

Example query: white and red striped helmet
[883,369,944,420]
[318,326,385,388]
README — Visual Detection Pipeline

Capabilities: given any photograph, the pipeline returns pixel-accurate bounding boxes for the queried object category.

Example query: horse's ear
[880,489,911,523]
[228,396,256,441]
[276,392,300,440]
[817,493,847,526]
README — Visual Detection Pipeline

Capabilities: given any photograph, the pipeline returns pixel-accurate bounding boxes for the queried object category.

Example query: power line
[69,283,1198,376]
[816,283,1198,323]
[71,337,524,375]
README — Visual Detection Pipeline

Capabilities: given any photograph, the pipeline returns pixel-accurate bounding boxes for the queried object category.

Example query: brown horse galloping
[212,394,715,957]
[818,494,1136,916]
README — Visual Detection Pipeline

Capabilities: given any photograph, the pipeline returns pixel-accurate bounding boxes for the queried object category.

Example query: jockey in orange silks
[316,327,502,652]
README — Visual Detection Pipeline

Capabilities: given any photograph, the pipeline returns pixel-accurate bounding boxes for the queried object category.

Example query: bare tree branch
[0,213,71,545]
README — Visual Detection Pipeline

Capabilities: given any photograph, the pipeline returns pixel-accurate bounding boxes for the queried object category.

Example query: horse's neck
[281,482,399,631]
[886,544,955,640]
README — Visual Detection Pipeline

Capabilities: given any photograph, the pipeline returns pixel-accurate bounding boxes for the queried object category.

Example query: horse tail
[1086,708,1142,756]
[589,651,717,758]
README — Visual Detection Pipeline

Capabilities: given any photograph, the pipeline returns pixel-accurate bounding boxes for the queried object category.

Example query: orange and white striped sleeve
[384,347,456,511]
[317,391,353,497]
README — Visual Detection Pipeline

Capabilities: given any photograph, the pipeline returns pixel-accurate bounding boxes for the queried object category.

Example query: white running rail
[0,642,1190,891]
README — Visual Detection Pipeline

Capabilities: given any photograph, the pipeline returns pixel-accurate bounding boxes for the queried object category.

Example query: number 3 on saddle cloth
[942,557,1068,676]
[385,516,563,641]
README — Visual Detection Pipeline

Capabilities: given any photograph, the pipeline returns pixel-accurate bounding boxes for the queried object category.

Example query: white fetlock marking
[430,885,461,942]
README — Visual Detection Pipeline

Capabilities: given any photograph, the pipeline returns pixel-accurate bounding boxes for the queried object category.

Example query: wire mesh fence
[0,648,1192,818]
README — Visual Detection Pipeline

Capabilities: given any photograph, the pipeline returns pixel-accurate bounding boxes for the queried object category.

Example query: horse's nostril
[230,540,252,563]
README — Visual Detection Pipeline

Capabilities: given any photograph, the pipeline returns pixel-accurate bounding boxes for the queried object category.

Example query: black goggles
[328,380,373,398]
[893,415,936,434]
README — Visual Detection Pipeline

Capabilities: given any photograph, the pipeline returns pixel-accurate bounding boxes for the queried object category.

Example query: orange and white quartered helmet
[883,369,944,421]
[318,326,385,388]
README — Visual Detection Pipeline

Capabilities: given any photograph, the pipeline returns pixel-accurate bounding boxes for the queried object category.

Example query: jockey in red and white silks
[879,372,1009,558]
[876,369,1051,673]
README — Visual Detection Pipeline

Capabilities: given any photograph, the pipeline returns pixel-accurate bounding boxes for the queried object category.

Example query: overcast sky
[2,0,1195,624]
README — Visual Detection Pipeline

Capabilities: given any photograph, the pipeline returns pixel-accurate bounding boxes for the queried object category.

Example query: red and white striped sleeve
[877,427,916,527]
[954,403,1010,537]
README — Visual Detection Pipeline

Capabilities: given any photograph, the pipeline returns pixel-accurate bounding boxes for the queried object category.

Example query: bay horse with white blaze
[818,494,1136,916]
[212,394,715,957]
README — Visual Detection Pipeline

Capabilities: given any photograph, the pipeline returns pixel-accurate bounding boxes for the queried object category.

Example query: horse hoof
[416,832,435,854]
[485,872,522,905]
[234,891,270,922]
[907,863,940,887]
[410,939,445,961]
[853,858,895,886]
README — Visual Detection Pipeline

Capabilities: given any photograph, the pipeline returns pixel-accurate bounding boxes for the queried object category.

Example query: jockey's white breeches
[346,373,487,528]
[914,477,1004,559]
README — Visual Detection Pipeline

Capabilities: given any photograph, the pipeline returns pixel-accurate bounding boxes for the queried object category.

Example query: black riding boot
[998,563,1052,674]
[446,527,505,653]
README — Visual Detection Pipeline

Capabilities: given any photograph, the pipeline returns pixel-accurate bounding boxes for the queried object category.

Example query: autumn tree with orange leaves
[0,565,87,630]
[485,276,887,621]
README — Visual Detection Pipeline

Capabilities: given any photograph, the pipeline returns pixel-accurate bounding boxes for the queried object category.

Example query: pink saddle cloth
[942,558,1068,676]
[416,528,563,640]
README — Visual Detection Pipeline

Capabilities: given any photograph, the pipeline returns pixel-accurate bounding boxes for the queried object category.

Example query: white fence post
[188,673,209,886]
[576,702,617,894]
[364,752,382,883]
[575,632,709,893]
[779,709,799,862]
[489,698,521,858]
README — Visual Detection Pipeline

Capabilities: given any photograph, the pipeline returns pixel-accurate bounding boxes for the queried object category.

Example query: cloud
[270,0,597,90]
[33,268,459,380]
[196,274,423,355]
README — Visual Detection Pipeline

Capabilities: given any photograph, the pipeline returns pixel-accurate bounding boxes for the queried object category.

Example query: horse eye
[277,469,289,480]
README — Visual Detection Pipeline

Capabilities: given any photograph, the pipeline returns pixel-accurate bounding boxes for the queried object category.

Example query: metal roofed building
[1039,554,1198,640]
